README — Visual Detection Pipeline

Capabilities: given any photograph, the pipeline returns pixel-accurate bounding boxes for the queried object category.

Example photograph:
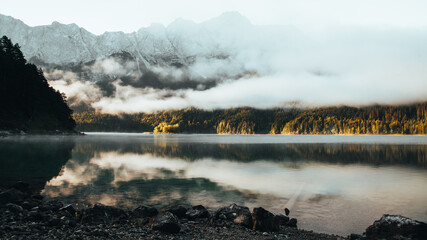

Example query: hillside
[74,103,427,134]
[0,36,76,133]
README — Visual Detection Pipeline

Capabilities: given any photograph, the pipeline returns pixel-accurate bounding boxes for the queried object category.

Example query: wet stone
[151,212,180,233]
[365,214,427,239]
[214,206,235,220]
[81,203,128,224]
[274,213,290,226]
[6,203,24,213]
[39,200,63,212]
[167,205,189,219]
[287,218,298,228]
[229,204,252,229]
[252,207,279,232]
[132,205,158,218]
[59,204,76,216]
[0,188,27,204]
[185,205,210,220]
[284,208,290,216]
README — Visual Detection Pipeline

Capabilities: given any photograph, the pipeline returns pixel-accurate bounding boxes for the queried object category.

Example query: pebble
[0,185,371,240]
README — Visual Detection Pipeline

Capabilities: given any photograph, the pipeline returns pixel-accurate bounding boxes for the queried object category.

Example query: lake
[1,133,427,236]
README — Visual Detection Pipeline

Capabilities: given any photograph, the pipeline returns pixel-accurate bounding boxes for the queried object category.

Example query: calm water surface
[1,133,426,235]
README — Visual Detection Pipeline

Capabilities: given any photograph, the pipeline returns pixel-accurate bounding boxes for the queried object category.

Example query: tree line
[73,103,427,134]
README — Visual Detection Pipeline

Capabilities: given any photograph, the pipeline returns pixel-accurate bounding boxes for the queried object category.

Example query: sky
[2,0,427,34]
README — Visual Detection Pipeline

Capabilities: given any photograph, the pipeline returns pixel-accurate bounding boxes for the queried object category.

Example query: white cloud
[77,26,427,113]
[32,12,427,113]
[46,70,103,107]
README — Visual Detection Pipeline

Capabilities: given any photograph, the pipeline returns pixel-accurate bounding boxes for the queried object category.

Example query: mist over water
[1,134,427,235]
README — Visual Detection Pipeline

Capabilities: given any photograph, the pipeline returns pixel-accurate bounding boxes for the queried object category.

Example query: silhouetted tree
[0,35,76,132]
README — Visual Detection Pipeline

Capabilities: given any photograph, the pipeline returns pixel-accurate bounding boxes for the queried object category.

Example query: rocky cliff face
[0,12,265,100]
[0,12,254,68]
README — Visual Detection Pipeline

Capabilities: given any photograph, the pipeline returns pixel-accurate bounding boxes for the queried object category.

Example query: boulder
[151,212,180,233]
[0,188,27,204]
[21,199,42,210]
[274,213,290,225]
[48,217,63,227]
[167,205,190,219]
[365,214,427,240]
[348,233,363,240]
[287,218,297,228]
[252,207,279,232]
[39,199,63,212]
[59,204,76,216]
[214,206,235,220]
[6,203,24,213]
[185,205,210,219]
[214,203,252,228]
[81,203,128,224]
[229,204,253,228]
[284,208,290,216]
[28,209,48,221]
[132,205,158,218]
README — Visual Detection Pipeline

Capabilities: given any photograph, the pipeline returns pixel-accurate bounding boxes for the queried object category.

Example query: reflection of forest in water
[46,137,427,207]
[42,137,427,223]
[0,137,75,191]
[73,140,427,167]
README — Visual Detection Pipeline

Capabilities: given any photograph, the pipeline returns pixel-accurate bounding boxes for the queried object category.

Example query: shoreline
[0,130,84,137]
[1,182,426,239]
[3,130,427,137]
[80,131,427,137]
[84,131,427,136]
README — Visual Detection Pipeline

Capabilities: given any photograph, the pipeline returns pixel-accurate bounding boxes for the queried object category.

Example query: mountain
[0,12,280,104]
[0,12,301,112]
[0,12,255,67]
[2,13,425,114]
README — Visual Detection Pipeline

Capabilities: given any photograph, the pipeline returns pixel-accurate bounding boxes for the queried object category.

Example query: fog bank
[44,14,427,113]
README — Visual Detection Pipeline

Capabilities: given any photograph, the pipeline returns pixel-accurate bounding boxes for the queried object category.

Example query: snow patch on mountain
[0,12,254,67]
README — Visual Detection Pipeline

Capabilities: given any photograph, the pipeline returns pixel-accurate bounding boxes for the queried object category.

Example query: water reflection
[0,136,74,192]
[71,134,427,167]
[1,134,427,235]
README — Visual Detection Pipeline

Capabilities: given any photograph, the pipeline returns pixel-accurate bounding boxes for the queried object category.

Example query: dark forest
[0,36,75,132]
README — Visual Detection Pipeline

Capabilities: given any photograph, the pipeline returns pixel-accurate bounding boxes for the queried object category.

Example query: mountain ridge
[0,12,254,66]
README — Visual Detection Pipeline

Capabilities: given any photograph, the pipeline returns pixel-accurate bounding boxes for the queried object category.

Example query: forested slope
[0,36,75,132]
[74,103,427,134]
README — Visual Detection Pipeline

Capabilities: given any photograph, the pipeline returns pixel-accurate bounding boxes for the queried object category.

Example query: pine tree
[0,35,76,132]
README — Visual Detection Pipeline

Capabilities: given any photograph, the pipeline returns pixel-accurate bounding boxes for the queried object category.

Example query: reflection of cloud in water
[91,153,188,183]
[48,159,100,186]
[78,152,427,200]
[44,151,427,235]
[46,151,427,200]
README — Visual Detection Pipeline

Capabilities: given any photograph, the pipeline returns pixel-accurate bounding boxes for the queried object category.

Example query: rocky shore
[1,182,426,240]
